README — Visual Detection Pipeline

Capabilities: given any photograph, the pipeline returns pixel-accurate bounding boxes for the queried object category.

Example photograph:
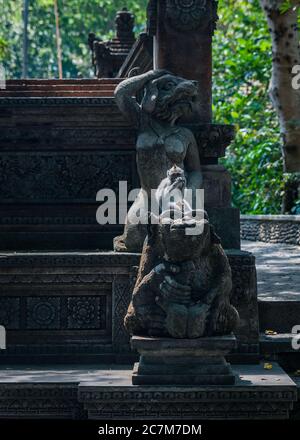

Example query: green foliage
[0,0,147,78]
[213,0,287,214]
[0,1,22,70]
[0,37,8,61]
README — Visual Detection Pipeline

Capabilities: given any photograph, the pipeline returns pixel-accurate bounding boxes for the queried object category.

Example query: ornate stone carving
[67,297,106,329]
[79,379,297,420]
[26,297,60,329]
[0,384,85,419]
[112,276,132,352]
[0,152,135,202]
[0,97,116,107]
[166,0,208,31]
[162,0,219,34]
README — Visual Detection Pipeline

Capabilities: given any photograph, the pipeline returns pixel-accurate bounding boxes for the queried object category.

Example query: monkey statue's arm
[114,70,168,128]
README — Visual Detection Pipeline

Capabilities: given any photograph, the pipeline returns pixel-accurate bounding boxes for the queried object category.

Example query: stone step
[4,85,116,91]
[0,90,115,97]
[259,299,300,334]
[1,79,121,97]
[0,364,296,419]
[6,79,121,84]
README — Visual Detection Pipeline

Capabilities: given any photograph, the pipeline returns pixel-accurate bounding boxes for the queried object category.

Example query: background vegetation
[0,0,299,214]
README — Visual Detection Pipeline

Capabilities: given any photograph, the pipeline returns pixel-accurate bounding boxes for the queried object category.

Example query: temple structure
[0,0,298,420]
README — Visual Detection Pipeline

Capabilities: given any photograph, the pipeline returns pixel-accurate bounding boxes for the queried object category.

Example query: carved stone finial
[115,7,135,41]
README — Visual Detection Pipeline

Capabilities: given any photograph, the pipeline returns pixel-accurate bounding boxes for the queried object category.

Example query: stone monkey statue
[124,197,239,339]
[113,70,202,252]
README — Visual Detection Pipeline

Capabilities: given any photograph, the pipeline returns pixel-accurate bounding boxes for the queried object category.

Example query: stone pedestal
[131,335,237,386]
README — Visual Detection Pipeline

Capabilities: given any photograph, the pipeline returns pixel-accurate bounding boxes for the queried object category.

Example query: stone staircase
[0,79,137,251]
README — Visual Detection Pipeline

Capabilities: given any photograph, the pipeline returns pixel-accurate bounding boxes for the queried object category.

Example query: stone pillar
[150,0,218,123]
[147,0,241,249]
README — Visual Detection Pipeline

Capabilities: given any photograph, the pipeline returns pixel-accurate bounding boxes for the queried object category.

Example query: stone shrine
[88,8,136,78]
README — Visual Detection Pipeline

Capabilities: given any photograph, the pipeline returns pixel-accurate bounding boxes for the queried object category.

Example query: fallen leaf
[264,363,273,370]
[265,330,278,335]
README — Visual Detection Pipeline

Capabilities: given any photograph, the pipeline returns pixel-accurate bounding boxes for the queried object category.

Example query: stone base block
[79,363,298,420]
[131,335,237,386]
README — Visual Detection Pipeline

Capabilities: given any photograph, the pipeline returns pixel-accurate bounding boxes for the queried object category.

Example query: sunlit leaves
[213,0,286,214]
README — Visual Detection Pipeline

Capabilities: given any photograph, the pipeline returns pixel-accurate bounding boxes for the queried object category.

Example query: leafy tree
[0,0,147,78]
[213,0,290,214]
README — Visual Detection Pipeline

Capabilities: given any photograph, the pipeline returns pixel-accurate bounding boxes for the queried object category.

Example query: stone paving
[242,240,300,301]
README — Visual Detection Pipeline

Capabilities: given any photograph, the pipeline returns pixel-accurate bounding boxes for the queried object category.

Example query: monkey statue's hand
[156,275,191,313]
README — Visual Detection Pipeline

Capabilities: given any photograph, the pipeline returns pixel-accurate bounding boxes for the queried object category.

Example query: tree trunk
[54,0,63,79]
[22,0,29,78]
[260,0,300,172]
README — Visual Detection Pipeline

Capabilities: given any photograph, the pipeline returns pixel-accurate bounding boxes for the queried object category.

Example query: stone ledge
[78,363,297,420]
[0,363,296,419]
[241,215,300,246]
[241,215,300,222]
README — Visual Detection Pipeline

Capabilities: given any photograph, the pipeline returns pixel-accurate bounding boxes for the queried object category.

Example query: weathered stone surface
[227,249,259,363]
[124,210,240,339]
[131,334,237,355]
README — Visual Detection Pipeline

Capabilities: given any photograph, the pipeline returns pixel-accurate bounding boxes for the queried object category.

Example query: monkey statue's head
[141,73,198,124]
[148,209,221,264]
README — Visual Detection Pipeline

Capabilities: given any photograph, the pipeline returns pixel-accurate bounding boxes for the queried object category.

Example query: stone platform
[0,250,258,364]
[0,363,296,419]
[131,335,237,386]
[78,362,297,420]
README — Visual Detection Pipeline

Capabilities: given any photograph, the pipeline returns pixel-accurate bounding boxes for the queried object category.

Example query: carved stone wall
[0,251,256,363]
[0,96,138,251]
[0,95,239,250]
[0,252,140,363]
